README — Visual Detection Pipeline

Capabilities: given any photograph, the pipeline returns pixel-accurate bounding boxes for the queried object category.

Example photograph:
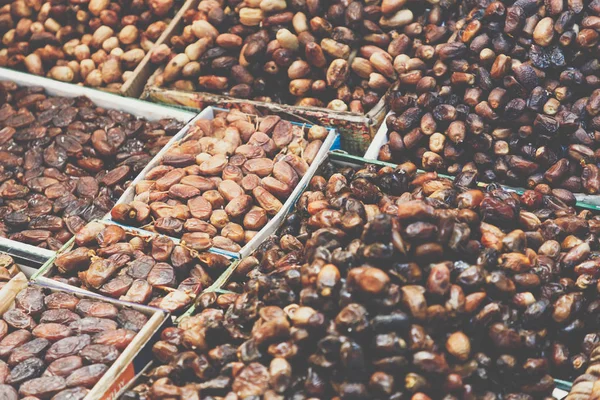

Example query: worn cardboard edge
[106,106,214,218]
[552,388,568,399]
[143,65,392,123]
[0,239,55,266]
[107,359,156,399]
[0,273,28,315]
[143,66,392,148]
[105,106,338,259]
[87,311,166,400]
[238,127,338,259]
[362,111,600,210]
[0,254,47,283]
[142,82,387,155]
[364,110,393,160]
[143,68,366,122]
[0,273,169,400]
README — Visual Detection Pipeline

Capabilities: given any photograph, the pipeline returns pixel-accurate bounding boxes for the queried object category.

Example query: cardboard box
[105,106,338,259]
[118,0,196,98]
[0,273,170,400]
[364,111,600,211]
[142,74,388,155]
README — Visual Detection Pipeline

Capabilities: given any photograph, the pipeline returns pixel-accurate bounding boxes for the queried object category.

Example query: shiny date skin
[53,222,228,312]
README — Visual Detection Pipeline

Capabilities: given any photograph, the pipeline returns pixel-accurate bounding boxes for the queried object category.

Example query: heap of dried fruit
[377,0,600,195]
[111,110,327,253]
[0,0,182,90]
[149,0,463,112]
[124,159,600,399]
[50,222,231,312]
[0,285,150,400]
[0,81,186,249]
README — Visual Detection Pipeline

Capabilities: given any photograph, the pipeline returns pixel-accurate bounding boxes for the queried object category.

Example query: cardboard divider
[105,106,339,259]
[0,272,169,400]
[0,68,195,122]
[363,111,600,211]
[0,252,42,279]
[0,67,196,264]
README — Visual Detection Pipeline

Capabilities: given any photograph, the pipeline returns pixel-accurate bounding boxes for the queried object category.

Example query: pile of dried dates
[0,80,186,250]
[0,0,183,90]
[122,158,600,399]
[111,110,327,253]
[50,222,231,312]
[149,0,464,114]
[0,285,149,400]
[377,0,600,196]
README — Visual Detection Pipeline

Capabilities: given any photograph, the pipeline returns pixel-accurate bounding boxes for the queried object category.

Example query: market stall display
[109,107,336,257]
[123,155,600,399]
[371,0,600,196]
[35,221,232,312]
[1,0,600,397]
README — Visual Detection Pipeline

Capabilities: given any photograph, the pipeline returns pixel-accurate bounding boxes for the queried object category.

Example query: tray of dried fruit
[119,151,599,399]
[106,106,338,259]
[0,272,169,400]
[31,220,234,315]
[0,68,196,265]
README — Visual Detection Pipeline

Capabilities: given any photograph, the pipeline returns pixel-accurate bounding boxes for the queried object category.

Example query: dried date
[43,356,83,378]
[6,357,44,385]
[0,286,148,395]
[79,344,119,364]
[65,364,108,388]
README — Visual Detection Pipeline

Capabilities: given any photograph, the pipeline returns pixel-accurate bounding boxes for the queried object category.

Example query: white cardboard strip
[0,68,195,122]
[364,110,394,160]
